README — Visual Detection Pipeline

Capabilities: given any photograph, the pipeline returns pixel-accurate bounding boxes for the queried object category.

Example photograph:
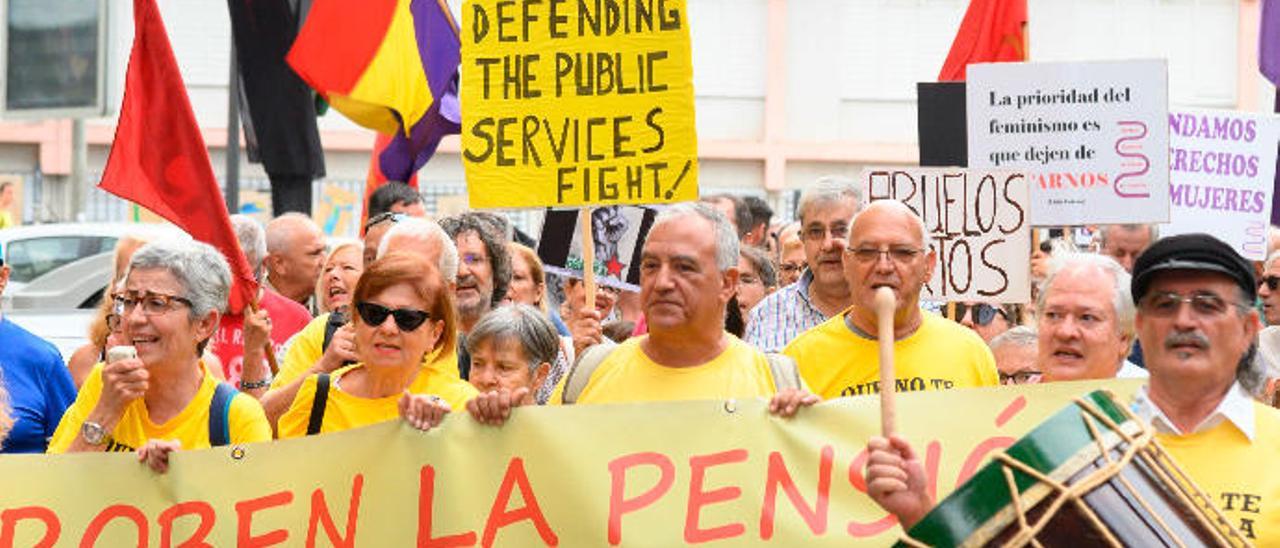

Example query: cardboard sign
[967,60,1169,226]
[862,168,1031,303]
[1160,109,1280,260]
[538,206,658,291]
[461,0,699,208]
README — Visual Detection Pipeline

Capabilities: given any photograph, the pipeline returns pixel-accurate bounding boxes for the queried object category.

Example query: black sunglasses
[355,302,431,331]
[954,303,1006,326]
[1263,275,1280,291]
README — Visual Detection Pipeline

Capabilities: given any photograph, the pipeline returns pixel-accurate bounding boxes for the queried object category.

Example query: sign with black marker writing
[967,60,1169,226]
[461,0,698,208]
[861,167,1031,303]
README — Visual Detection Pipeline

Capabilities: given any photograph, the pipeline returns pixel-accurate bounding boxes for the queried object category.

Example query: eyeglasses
[999,370,1042,385]
[845,246,925,265]
[779,262,805,274]
[803,224,849,242]
[1139,291,1248,318]
[114,291,193,317]
[355,301,431,331]
[1262,275,1280,291]
[954,303,1007,326]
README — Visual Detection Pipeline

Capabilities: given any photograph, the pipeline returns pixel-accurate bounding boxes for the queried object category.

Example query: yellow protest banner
[460,0,699,209]
[0,380,1140,546]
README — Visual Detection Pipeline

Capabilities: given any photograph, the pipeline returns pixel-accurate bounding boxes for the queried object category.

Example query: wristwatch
[81,420,108,446]
[239,377,272,390]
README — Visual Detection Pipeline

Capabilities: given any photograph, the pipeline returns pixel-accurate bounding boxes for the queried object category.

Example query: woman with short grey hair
[466,305,561,421]
[48,239,270,471]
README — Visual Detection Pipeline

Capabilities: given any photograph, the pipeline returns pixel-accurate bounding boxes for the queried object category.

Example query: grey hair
[1265,250,1280,271]
[126,239,232,319]
[1096,223,1158,249]
[850,200,933,250]
[465,304,560,372]
[1036,252,1134,339]
[1239,342,1268,397]
[989,325,1038,352]
[796,176,863,224]
[265,212,318,254]
[230,215,267,280]
[377,217,459,283]
[739,246,777,287]
[653,202,739,272]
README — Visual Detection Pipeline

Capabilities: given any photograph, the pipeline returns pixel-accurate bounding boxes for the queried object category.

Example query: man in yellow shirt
[866,234,1280,544]
[471,203,819,422]
[785,200,998,399]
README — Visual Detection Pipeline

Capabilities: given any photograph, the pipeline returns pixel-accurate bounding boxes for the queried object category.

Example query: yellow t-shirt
[272,313,461,389]
[47,361,271,453]
[1156,402,1280,545]
[785,309,998,399]
[550,335,778,405]
[276,352,478,438]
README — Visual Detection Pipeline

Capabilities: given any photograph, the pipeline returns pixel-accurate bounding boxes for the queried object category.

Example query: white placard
[967,60,1169,226]
[861,167,1032,303]
[1160,109,1280,260]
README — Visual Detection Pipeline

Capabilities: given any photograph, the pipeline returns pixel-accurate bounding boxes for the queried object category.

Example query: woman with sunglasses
[48,240,271,470]
[277,252,477,437]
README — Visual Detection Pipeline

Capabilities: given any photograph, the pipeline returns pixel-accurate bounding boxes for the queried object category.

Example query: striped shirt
[744,270,829,353]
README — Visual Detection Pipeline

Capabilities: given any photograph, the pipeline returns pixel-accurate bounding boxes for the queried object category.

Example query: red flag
[99,0,257,314]
[937,0,1027,81]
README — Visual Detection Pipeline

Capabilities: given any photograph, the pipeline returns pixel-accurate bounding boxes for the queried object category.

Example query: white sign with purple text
[1160,109,1279,260]
[967,60,1169,226]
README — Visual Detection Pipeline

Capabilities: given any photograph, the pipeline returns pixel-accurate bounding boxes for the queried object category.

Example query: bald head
[263,213,325,304]
[851,200,931,249]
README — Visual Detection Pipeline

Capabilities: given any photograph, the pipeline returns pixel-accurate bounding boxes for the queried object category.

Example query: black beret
[1130,233,1256,303]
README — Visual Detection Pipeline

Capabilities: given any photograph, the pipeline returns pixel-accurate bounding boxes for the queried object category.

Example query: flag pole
[246,296,280,376]
[580,208,596,312]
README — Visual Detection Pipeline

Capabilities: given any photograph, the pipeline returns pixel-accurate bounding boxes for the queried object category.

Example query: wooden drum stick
[874,286,897,437]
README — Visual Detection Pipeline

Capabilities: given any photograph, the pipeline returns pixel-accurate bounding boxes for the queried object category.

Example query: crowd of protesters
[0,177,1277,541]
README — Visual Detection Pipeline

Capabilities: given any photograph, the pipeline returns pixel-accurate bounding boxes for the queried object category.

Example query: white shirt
[1130,381,1256,442]
[1116,360,1149,379]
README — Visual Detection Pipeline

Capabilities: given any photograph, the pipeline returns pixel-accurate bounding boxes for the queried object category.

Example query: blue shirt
[744,270,830,353]
[0,317,75,453]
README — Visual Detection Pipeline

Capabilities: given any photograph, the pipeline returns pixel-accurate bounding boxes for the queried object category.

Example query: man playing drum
[866,233,1280,544]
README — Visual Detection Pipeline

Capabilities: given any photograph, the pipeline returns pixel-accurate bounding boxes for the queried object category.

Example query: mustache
[1164,331,1209,350]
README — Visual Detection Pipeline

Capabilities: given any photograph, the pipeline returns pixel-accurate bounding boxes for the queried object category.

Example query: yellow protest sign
[0,380,1140,546]
[460,0,699,209]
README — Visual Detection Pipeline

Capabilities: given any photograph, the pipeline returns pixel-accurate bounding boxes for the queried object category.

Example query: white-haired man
[264,212,326,312]
[468,203,819,422]
[1036,253,1147,381]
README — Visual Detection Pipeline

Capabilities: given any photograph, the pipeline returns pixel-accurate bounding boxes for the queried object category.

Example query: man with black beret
[863,234,1280,543]
[1126,233,1279,542]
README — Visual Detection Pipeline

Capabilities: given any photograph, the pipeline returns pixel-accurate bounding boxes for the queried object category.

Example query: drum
[897,390,1250,547]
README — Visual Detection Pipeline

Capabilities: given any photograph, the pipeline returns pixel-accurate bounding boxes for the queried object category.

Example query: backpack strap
[306,373,331,436]
[764,353,802,392]
[560,342,617,405]
[208,382,238,447]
